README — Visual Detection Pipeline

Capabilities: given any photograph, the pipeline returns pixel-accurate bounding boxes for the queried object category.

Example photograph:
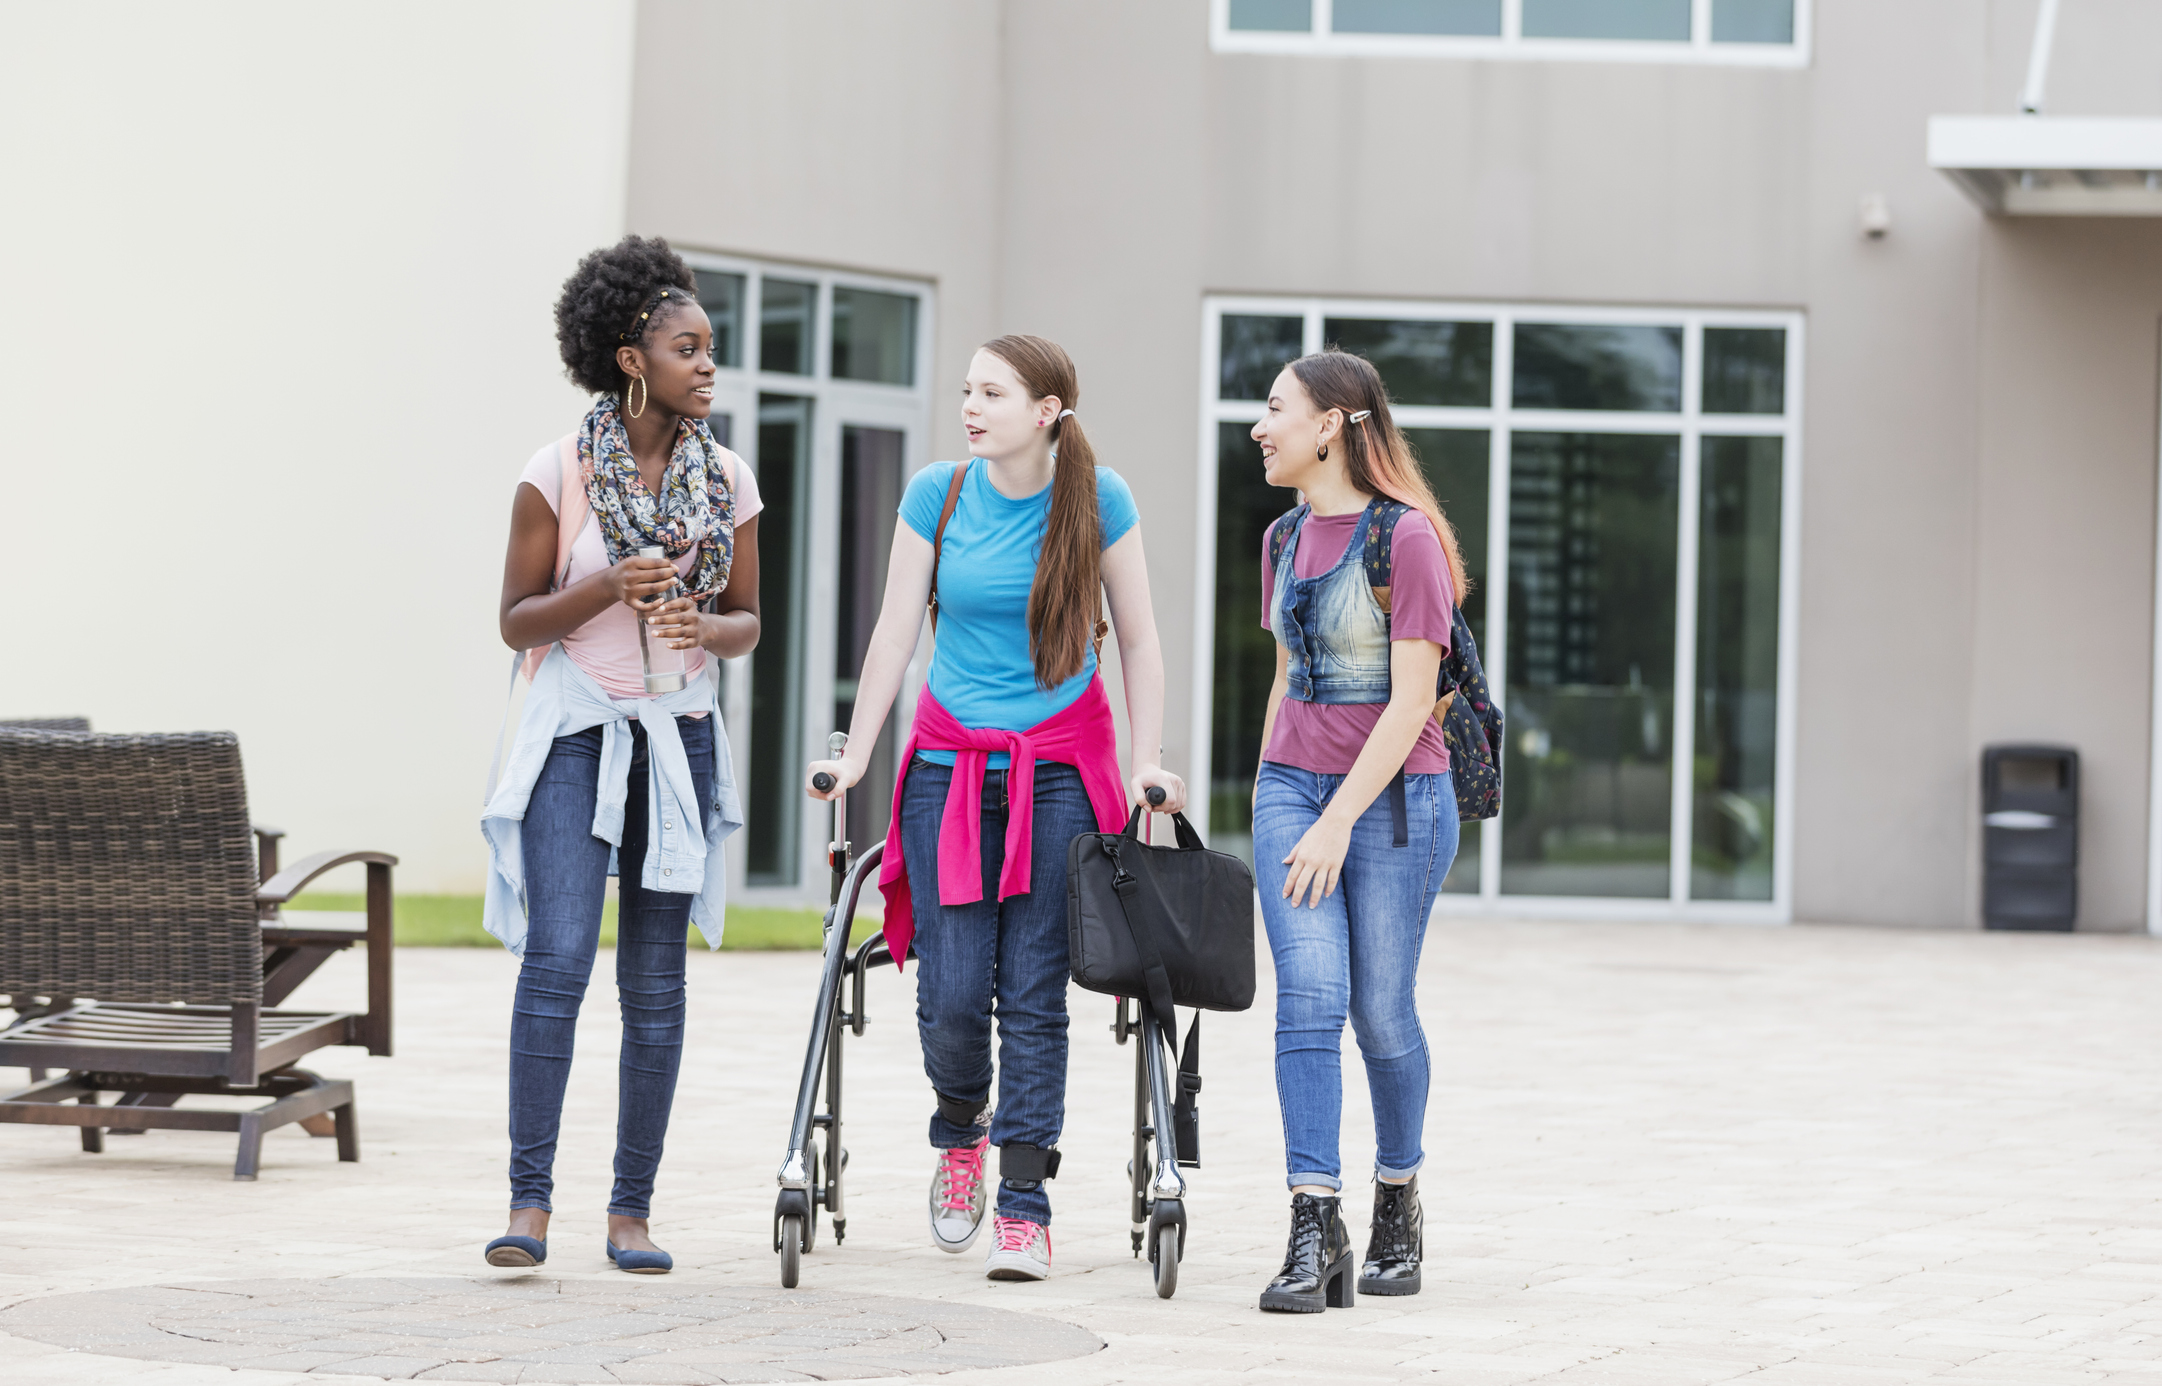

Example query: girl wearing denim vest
[1250,350,1469,1314]
[805,335,1185,1282]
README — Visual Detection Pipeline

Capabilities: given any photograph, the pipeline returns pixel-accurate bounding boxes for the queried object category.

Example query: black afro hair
[554,235,700,396]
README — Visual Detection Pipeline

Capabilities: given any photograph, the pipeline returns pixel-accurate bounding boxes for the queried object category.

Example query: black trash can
[1980,744,2078,931]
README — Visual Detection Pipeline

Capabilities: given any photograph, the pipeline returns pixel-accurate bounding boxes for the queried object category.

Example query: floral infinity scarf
[576,392,735,599]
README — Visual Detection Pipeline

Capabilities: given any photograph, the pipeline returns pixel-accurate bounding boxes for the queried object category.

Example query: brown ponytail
[1289,350,1472,607]
[981,334,1102,688]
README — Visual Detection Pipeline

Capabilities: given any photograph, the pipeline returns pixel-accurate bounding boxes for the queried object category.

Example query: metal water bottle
[637,545,689,694]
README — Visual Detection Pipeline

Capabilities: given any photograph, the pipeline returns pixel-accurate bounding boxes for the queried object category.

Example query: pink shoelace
[937,1140,986,1213]
[992,1216,1046,1254]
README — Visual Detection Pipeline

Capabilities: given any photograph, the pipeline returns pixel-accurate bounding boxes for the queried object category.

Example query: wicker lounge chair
[0,729,395,1179]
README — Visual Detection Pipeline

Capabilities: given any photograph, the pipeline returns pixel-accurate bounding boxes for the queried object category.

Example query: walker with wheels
[773,733,1196,1297]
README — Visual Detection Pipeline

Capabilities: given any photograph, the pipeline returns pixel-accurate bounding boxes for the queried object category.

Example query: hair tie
[1349,409,1372,423]
[1058,409,1075,420]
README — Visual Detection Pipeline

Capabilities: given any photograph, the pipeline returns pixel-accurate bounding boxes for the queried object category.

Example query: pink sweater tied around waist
[878,677,1129,971]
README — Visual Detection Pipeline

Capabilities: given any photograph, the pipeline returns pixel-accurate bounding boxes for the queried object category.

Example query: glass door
[684,253,933,906]
[746,394,812,886]
[837,425,905,849]
[1201,299,1799,919]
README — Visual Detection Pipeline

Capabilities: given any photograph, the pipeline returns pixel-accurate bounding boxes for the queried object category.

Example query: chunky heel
[1260,1193,1355,1313]
[1323,1250,1356,1308]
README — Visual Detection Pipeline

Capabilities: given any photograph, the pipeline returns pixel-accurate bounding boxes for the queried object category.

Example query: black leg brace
[998,1142,1062,1189]
[935,1089,988,1127]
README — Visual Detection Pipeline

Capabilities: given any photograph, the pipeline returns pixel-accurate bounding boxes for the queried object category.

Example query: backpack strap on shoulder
[1364,498,1410,616]
[1268,504,1311,572]
[927,461,969,633]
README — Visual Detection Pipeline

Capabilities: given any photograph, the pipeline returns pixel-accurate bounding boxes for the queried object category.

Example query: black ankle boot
[1359,1175,1423,1295]
[1259,1192,1355,1313]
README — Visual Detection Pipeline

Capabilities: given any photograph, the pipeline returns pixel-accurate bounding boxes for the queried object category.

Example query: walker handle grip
[1145,787,1166,807]
[813,772,836,793]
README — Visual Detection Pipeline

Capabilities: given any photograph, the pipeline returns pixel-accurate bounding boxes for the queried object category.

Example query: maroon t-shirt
[1260,508,1456,775]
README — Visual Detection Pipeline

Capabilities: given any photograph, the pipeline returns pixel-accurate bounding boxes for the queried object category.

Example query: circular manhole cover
[0,1276,1104,1382]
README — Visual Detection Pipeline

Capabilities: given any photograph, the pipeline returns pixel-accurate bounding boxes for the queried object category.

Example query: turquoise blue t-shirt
[901,460,1139,767]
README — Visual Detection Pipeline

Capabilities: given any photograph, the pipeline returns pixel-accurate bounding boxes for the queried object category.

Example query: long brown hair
[1289,350,1471,607]
[981,334,1102,689]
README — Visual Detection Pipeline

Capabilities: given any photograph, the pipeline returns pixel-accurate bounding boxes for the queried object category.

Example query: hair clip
[1349,410,1372,423]
[619,289,682,342]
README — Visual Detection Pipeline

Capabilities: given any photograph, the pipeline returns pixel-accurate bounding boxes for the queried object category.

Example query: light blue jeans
[1253,762,1458,1192]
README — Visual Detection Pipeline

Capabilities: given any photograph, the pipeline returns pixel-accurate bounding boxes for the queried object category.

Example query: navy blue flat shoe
[484,1234,546,1268]
[607,1239,673,1274]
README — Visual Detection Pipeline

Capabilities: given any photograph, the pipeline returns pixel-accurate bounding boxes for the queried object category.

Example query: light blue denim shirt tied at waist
[481,645,743,958]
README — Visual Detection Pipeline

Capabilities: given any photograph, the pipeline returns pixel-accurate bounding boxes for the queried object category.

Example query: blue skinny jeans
[507,714,714,1218]
[1252,762,1458,1191]
[898,756,1095,1226]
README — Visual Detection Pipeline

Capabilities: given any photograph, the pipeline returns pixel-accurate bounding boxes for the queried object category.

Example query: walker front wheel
[1150,1221,1180,1298]
[778,1215,804,1288]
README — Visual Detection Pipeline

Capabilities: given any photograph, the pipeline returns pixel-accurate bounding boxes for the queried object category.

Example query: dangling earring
[1317,440,1329,461]
[627,374,648,419]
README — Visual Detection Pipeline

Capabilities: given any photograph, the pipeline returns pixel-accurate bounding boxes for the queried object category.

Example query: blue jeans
[899,756,1095,1226]
[1253,762,1458,1192]
[507,714,715,1218]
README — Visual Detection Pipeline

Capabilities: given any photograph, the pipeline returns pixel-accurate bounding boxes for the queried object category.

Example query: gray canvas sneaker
[927,1130,990,1253]
[983,1216,1053,1281]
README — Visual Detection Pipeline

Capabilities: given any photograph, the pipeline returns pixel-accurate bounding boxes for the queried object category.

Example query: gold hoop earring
[627,374,648,419]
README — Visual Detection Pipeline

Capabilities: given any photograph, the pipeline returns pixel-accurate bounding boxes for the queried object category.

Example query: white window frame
[1210,0,1812,67]
[1192,295,1804,923]
[681,249,936,907]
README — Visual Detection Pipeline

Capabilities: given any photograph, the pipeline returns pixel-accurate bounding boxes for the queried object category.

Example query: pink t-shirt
[1260,508,1456,775]
[517,439,764,700]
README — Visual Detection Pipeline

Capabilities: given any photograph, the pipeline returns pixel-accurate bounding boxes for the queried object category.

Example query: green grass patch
[289,894,879,951]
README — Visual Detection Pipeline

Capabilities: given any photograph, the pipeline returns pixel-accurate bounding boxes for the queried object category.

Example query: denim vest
[1269,502,1394,706]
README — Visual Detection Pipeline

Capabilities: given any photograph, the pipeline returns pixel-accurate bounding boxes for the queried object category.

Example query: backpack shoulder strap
[926,460,969,632]
[1364,499,1410,615]
[1267,505,1311,571]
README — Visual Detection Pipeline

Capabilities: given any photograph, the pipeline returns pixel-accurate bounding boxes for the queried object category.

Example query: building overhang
[1928,116,2162,216]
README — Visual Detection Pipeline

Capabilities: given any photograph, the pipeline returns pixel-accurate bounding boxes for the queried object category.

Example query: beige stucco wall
[0,2,637,892]
[1968,220,2162,931]
[622,0,2162,928]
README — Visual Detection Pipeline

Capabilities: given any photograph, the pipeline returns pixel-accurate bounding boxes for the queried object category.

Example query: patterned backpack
[1268,500,1504,822]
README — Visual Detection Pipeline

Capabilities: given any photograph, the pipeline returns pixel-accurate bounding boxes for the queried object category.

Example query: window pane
[1221,314,1304,401]
[694,270,745,369]
[1513,324,1682,412]
[1325,318,1492,407]
[759,277,816,376]
[1702,328,1786,415]
[1692,436,1782,901]
[1333,0,1502,35]
[1502,432,1680,898]
[748,394,812,885]
[838,426,905,849]
[1229,0,1312,30]
[1403,427,1490,894]
[1521,0,1690,39]
[831,287,917,386]
[1210,421,1290,865]
[1712,0,1793,42]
